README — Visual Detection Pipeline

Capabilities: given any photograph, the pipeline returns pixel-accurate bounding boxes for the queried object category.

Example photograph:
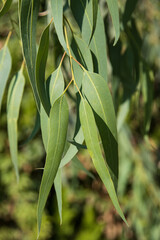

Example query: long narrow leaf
[7,66,25,182]
[106,0,120,45]
[82,71,118,189]
[79,98,127,224]
[19,0,40,110]
[89,8,108,82]
[36,23,51,116]
[54,168,62,224]
[90,0,98,43]
[37,95,69,237]
[72,156,94,179]
[0,36,12,112]
[51,0,68,53]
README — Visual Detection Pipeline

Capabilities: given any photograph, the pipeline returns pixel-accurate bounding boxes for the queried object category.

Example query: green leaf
[54,168,62,224]
[36,23,51,116]
[82,71,118,189]
[89,8,108,82]
[19,0,40,110]
[49,67,64,106]
[63,4,81,37]
[142,68,154,135]
[70,0,93,45]
[60,93,84,168]
[90,0,98,43]
[7,66,25,182]
[105,0,120,45]
[0,39,12,113]
[41,66,64,151]
[0,0,12,17]
[79,98,127,224]
[60,127,84,168]
[71,1,108,82]
[51,0,68,53]
[123,0,138,26]
[69,140,87,150]
[40,66,64,225]
[21,111,40,145]
[37,95,69,237]
[74,35,93,72]
[72,156,94,179]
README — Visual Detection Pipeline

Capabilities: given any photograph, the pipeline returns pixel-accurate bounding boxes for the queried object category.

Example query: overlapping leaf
[70,1,108,82]
[106,0,120,45]
[0,0,12,17]
[19,0,40,110]
[7,66,25,182]
[51,0,68,53]
[79,98,127,224]
[36,23,51,116]
[54,168,62,224]
[37,95,69,237]
[72,156,94,179]
[82,71,118,189]
[0,35,12,113]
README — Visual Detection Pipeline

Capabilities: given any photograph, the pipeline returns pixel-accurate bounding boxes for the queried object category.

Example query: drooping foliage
[0,0,157,238]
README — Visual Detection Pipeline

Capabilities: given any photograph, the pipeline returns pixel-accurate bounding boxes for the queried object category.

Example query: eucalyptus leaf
[79,98,127,224]
[19,0,40,110]
[51,0,68,53]
[0,41,12,113]
[72,156,94,179]
[37,95,69,237]
[106,0,120,45]
[22,111,40,145]
[82,71,118,189]
[7,66,25,182]
[36,23,51,116]
[54,168,62,224]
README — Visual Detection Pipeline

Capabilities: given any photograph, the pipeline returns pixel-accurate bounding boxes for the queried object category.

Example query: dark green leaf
[21,111,40,145]
[69,140,87,150]
[36,23,51,116]
[123,0,138,26]
[19,0,40,110]
[37,95,69,237]
[0,0,12,17]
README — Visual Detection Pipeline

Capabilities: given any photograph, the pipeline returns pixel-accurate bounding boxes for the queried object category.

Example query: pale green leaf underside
[54,168,62,224]
[7,67,25,182]
[0,44,11,112]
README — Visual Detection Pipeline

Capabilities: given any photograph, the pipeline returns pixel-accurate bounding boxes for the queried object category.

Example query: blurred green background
[0,0,160,239]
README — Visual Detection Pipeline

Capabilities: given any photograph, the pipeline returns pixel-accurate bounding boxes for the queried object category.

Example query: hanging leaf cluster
[0,0,128,238]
